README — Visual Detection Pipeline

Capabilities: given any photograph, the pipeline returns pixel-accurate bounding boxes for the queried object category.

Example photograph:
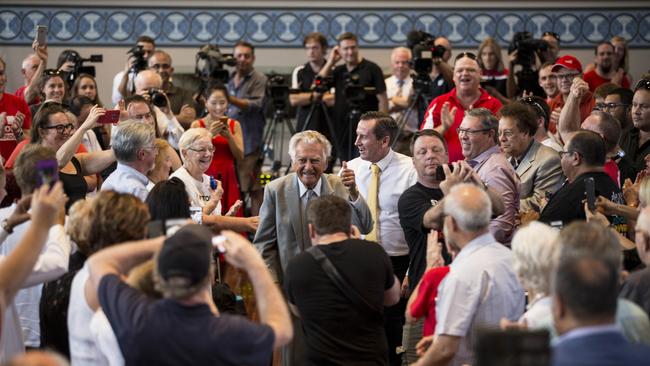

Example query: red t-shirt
[548,91,595,130]
[583,70,631,92]
[13,85,41,106]
[604,159,620,187]
[409,266,450,337]
[421,88,503,162]
[4,139,87,170]
[0,93,32,162]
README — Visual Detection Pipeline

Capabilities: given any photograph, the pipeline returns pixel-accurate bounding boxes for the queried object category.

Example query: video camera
[312,75,334,94]
[61,50,103,87]
[127,45,148,75]
[266,74,300,111]
[508,32,549,69]
[195,45,237,85]
[406,30,446,95]
[343,73,375,106]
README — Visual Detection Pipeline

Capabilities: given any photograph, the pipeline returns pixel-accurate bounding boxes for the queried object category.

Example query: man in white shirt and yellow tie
[346,111,418,366]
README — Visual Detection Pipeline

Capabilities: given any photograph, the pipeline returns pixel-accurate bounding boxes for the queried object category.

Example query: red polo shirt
[421,87,503,162]
[583,70,631,92]
[0,93,32,162]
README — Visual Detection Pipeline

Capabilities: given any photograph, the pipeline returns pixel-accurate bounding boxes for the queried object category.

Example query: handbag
[307,245,382,321]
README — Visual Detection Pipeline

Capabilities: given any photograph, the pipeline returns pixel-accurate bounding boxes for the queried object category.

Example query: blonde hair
[66,198,95,255]
[511,222,559,295]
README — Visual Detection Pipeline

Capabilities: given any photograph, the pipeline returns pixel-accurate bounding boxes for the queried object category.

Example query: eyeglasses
[41,123,75,134]
[542,31,560,41]
[602,102,629,110]
[44,69,62,76]
[635,78,650,91]
[519,97,549,121]
[455,52,477,62]
[188,146,215,154]
[556,72,580,81]
[457,127,491,136]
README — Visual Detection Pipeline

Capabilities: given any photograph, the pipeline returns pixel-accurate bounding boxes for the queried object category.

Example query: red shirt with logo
[0,93,32,162]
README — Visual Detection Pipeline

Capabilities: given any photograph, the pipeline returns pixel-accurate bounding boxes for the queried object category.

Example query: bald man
[147,50,196,128]
[134,69,184,149]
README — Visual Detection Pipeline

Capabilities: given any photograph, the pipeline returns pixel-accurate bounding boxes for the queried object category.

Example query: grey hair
[288,130,332,161]
[112,120,155,163]
[511,222,560,296]
[178,128,212,164]
[466,108,499,143]
[443,183,491,232]
[391,46,412,61]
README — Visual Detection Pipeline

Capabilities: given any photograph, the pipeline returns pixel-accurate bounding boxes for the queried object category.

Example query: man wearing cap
[421,53,502,162]
[548,55,595,130]
[86,225,292,365]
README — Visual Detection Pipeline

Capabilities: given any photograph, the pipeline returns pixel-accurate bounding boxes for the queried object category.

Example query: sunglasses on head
[44,69,62,76]
[519,97,549,121]
[542,31,560,41]
[635,78,650,92]
[454,52,477,62]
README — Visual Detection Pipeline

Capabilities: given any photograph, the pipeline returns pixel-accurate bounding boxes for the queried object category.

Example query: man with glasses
[421,53,503,163]
[499,102,563,212]
[548,55,595,129]
[620,79,650,175]
[539,130,621,225]
[584,42,631,92]
[605,88,634,132]
[456,108,519,244]
[0,57,31,162]
[101,121,157,201]
[147,50,196,128]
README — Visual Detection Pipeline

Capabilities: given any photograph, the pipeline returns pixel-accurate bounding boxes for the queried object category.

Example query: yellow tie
[365,163,381,242]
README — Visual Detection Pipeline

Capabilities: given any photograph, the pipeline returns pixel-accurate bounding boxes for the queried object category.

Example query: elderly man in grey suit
[499,102,564,212]
[254,130,372,366]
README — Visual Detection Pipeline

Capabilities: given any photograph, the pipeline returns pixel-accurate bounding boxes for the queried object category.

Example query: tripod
[344,102,363,161]
[300,100,342,157]
[260,105,295,177]
[392,84,431,150]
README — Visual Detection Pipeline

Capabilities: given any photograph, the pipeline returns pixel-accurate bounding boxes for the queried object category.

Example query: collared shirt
[386,75,419,132]
[165,82,195,116]
[421,87,503,162]
[556,324,621,345]
[347,149,417,256]
[469,145,520,244]
[101,162,150,201]
[112,106,184,150]
[435,232,525,366]
[227,70,267,155]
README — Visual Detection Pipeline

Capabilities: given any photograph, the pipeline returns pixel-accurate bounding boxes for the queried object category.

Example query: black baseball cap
[157,224,212,286]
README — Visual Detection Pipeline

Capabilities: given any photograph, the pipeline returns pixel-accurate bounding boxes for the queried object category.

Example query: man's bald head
[434,37,452,62]
[21,54,40,83]
[135,69,162,94]
[443,183,492,232]
[581,111,621,153]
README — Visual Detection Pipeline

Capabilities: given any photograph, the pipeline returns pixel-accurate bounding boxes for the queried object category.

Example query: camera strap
[307,246,382,321]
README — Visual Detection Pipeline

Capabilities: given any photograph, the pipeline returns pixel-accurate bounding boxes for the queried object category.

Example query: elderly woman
[171,128,254,231]
[7,103,115,210]
[510,222,559,329]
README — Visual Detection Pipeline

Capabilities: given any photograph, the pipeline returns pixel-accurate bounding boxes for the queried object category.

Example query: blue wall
[1,6,648,48]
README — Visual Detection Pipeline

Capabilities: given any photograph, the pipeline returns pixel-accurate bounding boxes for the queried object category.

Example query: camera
[508,32,549,69]
[147,88,167,108]
[406,30,446,95]
[343,73,375,105]
[60,50,103,87]
[127,45,148,75]
[195,45,236,85]
[266,74,299,111]
[312,75,334,94]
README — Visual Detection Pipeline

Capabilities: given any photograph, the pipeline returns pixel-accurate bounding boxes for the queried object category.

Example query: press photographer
[318,32,387,162]
[56,49,103,90]
[506,31,552,97]
[113,36,156,105]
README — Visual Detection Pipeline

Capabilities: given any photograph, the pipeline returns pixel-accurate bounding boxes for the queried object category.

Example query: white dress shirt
[386,75,419,132]
[347,149,417,256]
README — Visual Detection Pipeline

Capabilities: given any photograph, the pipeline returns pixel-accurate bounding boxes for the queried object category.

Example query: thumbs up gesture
[340,161,359,201]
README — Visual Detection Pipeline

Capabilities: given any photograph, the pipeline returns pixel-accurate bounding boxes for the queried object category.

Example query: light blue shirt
[101,162,150,201]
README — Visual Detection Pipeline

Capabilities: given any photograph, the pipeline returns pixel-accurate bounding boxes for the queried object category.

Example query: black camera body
[508,32,549,69]
[312,75,334,94]
[343,73,376,105]
[266,74,293,111]
[62,50,103,87]
[127,45,148,75]
[195,45,236,85]
[147,88,167,108]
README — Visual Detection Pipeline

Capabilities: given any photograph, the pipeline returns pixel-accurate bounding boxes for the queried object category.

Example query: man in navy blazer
[552,222,650,366]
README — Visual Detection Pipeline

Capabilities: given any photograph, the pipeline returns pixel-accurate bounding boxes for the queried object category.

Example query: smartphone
[585,177,596,211]
[435,164,453,181]
[190,206,203,225]
[35,159,58,188]
[96,110,120,124]
[35,25,47,45]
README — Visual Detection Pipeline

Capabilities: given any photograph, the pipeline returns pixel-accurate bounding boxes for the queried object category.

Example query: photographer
[148,50,197,128]
[318,32,388,161]
[134,69,185,149]
[290,32,334,136]
[429,37,454,98]
[506,32,554,98]
[112,36,155,105]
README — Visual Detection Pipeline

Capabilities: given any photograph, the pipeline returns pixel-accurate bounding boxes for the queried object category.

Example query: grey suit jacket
[253,173,373,283]
[516,140,564,212]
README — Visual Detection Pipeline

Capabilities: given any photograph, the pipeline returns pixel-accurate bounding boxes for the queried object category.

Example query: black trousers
[385,255,409,366]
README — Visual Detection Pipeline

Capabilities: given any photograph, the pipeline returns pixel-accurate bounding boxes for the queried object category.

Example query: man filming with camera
[318,32,388,162]
[148,50,197,129]
[112,36,156,105]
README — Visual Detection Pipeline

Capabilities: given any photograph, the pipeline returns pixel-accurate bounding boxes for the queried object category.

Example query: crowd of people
[0,26,649,366]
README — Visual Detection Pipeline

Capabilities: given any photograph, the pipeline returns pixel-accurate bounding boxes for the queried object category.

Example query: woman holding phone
[191,84,244,216]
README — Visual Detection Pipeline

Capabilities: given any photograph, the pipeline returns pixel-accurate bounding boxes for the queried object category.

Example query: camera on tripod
[60,50,103,87]
[508,32,549,69]
[147,88,167,108]
[343,74,375,105]
[406,30,446,94]
[195,45,237,85]
[312,75,334,94]
[266,74,300,111]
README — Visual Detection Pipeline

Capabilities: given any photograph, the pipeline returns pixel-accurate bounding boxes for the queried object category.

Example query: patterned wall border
[0,6,649,48]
